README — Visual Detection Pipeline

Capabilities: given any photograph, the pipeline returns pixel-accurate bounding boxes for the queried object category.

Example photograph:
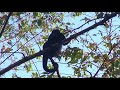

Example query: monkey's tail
[43,56,58,73]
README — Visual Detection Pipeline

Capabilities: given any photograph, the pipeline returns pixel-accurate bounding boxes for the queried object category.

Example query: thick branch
[0,12,118,76]
[0,12,13,38]
[63,12,119,43]
[0,51,43,75]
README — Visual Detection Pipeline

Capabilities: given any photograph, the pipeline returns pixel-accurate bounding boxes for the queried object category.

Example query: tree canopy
[0,12,120,78]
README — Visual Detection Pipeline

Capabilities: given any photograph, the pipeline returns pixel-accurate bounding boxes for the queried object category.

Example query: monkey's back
[43,41,62,58]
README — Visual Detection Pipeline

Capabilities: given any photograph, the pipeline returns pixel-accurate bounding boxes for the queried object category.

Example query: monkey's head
[52,29,60,34]
[51,29,61,36]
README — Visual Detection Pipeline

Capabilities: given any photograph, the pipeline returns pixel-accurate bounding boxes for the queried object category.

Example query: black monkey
[43,29,69,73]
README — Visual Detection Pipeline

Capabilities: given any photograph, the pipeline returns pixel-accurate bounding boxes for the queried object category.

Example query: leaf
[57,56,61,61]
[89,64,92,68]
[81,56,87,64]
[17,12,24,16]
[75,12,82,16]
[97,12,104,19]
[37,19,42,26]
[47,74,53,78]
[1,15,7,19]
[39,75,46,78]
[1,45,5,52]
[77,72,81,77]
[117,50,120,55]
[32,20,37,23]
[32,72,38,78]
[48,64,54,69]
[66,22,71,25]
[68,58,78,64]
[0,19,3,25]
[82,67,86,71]
[103,22,109,28]
[103,54,108,59]
[4,48,13,53]
[33,12,39,18]
[114,60,119,67]
[25,63,32,73]
[7,41,12,45]
[104,42,111,50]
[13,12,18,15]
[79,49,83,59]
[93,34,97,36]
[21,20,24,26]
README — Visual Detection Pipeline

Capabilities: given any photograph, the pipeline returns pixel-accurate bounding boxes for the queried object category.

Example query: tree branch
[0,12,118,76]
[63,12,119,43]
[93,42,120,78]
[0,12,13,38]
[0,51,43,75]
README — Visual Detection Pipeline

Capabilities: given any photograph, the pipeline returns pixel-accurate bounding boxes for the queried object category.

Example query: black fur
[43,29,68,73]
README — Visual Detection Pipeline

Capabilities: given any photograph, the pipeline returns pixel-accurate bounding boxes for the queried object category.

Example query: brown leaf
[4,48,13,53]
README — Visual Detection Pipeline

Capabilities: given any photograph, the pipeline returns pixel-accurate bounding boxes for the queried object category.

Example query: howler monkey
[43,29,69,73]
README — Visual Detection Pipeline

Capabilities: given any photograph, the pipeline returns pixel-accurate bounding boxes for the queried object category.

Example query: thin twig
[0,12,13,38]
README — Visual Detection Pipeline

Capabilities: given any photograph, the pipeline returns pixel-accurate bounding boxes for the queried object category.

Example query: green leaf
[48,64,54,69]
[0,19,3,25]
[79,50,83,59]
[32,20,37,23]
[77,72,81,77]
[97,12,104,19]
[81,57,86,64]
[82,67,86,71]
[103,54,108,59]
[39,75,46,78]
[47,74,53,78]
[7,40,12,45]
[33,12,38,17]
[117,50,120,55]
[37,19,42,26]
[75,12,82,16]
[114,60,119,67]
[104,42,111,50]
[66,22,71,25]
[57,56,61,61]
[17,12,24,16]
[32,72,38,78]
[89,64,92,68]
[68,58,78,64]
[21,20,24,26]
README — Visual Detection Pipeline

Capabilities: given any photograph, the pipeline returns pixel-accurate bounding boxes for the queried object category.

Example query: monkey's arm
[59,33,70,45]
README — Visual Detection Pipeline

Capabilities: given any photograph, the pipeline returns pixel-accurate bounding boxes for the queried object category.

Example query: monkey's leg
[49,57,61,78]
[56,70,61,78]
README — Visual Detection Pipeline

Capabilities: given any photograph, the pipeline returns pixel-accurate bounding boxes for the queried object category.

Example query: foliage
[0,12,120,78]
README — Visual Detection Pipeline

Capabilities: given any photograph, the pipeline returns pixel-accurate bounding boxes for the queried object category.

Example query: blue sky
[0,12,119,78]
